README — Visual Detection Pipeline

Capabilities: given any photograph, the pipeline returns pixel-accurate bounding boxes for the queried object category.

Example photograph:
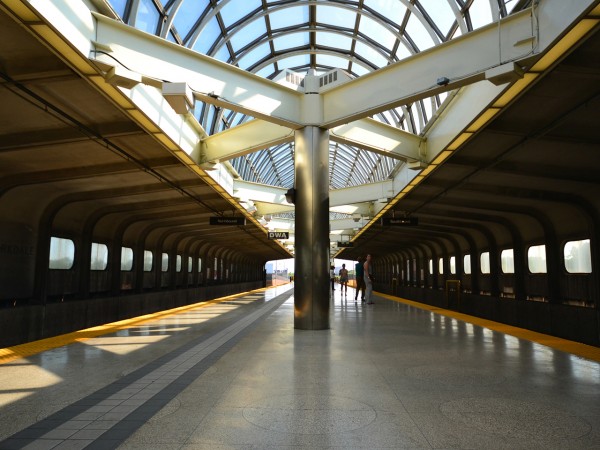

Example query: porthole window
[428,259,433,274]
[188,256,193,273]
[438,257,444,274]
[176,255,182,272]
[480,252,490,274]
[527,245,546,273]
[121,247,133,271]
[464,254,471,274]
[564,239,591,273]
[90,242,108,271]
[143,250,153,272]
[49,237,75,269]
[198,257,202,272]
[449,256,456,274]
[501,249,514,274]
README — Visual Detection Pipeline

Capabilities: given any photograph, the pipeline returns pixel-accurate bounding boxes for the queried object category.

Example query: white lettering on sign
[268,232,289,239]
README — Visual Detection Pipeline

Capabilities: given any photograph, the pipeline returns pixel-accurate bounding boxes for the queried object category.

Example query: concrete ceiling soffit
[201,120,294,163]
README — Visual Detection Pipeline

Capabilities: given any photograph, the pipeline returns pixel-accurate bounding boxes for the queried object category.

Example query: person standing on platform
[364,254,374,304]
[354,256,365,303]
[330,265,336,291]
[339,264,349,296]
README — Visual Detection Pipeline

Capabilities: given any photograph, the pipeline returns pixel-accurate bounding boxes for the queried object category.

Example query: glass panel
[171,1,209,39]
[405,13,435,51]
[198,257,202,272]
[418,0,456,37]
[230,17,267,51]
[237,42,271,69]
[90,243,109,271]
[438,257,444,274]
[464,254,471,274]
[364,0,407,26]
[49,237,75,270]
[213,45,231,63]
[564,239,591,274]
[205,106,216,133]
[353,41,388,68]
[468,0,493,30]
[268,6,309,29]
[161,253,169,272]
[351,63,370,76]
[394,40,413,62]
[193,17,221,54]
[220,0,261,28]
[528,245,547,274]
[255,64,276,78]
[136,0,160,34]
[449,256,456,274]
[316,54,350,70]
[107,0,127,18]
[359,15,396,50]
[273,32,309,51]
[501,249,514,273]
[278,54,311,70]
[315,32,353,51]
[143,250,153,272]
[121,247,134,271]
[480,252,490,274]
[318,5,356,27]
[176,255,182,272]
[188,256,193,273]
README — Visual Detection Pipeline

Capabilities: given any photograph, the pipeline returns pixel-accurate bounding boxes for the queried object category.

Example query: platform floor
[0,284,599,449]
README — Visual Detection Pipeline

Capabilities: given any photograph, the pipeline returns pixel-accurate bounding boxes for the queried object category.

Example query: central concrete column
[294,126,330,330]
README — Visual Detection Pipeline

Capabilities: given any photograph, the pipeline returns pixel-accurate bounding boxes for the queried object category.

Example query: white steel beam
[89,14,304,128]
[330,203,372,216]
[329,219,366,234]
[255,202,295,216]
[202,120,295,163]
[330,118,424,161]
[330,181,394,207]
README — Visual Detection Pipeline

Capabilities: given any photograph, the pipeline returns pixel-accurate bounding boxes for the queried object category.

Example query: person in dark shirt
[354,256,365,302]
[364,254,374,304]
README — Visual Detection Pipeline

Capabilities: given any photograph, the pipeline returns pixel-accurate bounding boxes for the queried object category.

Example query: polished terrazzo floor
[0,284,599,449]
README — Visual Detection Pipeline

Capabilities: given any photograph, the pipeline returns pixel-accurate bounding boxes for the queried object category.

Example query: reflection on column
[294,126,330,330]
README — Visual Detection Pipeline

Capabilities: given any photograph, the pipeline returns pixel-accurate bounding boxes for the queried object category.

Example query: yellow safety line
[0,285,282,365]
[378,292,600,363]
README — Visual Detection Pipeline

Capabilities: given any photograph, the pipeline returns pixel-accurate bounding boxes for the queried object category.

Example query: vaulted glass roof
[107,0,524,190]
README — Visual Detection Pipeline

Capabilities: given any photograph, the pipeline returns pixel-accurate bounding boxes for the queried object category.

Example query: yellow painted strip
[378,292,600,363]
[0,285,279,365]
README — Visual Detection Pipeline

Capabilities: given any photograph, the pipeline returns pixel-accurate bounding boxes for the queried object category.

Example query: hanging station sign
[381,217,418,226]
[209,217,246,225]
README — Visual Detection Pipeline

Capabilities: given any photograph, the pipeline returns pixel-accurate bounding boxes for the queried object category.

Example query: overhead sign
[210,217,246,225]
[381,217,418,226]
[337,241,354,248]
[268,231,289,239]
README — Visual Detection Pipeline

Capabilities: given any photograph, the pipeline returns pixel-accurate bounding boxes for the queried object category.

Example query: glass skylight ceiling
[107,0,523,191]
